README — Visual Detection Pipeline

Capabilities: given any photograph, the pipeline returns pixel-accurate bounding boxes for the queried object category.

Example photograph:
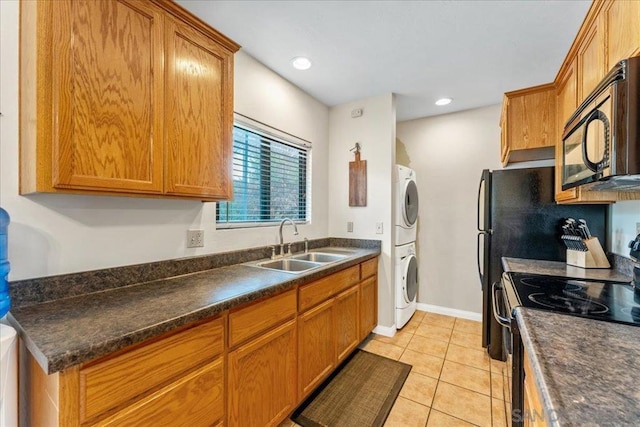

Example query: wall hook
[350,143,361,153]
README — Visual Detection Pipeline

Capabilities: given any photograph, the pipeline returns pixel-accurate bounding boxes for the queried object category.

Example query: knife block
[566,237,610,269]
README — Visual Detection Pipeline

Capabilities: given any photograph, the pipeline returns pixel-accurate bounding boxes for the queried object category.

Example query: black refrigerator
[478,166,608,360]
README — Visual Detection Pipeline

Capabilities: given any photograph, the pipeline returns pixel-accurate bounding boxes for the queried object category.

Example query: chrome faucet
[278,218,299,257]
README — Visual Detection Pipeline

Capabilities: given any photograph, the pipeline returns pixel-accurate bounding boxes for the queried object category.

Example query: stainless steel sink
[292,252,347,263]
[255,258,322,273]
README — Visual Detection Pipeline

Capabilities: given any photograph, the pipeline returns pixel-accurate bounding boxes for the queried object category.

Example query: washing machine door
[403,254,418,303]
[402,179,419,227]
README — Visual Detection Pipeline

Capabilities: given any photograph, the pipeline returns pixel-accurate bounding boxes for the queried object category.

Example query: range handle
[492,282,511,329]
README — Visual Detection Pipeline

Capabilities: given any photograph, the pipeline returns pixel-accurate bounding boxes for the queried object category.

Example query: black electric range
[502,272,640,326]
[496,271,637,427]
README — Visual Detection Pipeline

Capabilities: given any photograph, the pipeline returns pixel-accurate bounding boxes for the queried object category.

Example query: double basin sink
[254,248,356,273]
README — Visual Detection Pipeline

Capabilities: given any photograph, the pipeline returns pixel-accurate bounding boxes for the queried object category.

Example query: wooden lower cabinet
[298,280,371,400]
[298,299,336,399]
[360,276,378,340]
[523,350,548,427]
[95,359,224,427]
[22,316,226,427]
[228,320,297,427]
[335,286,360,363]
[23,257,379,427]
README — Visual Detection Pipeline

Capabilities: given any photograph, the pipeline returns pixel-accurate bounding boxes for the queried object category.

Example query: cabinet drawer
[80,317,224,422]
[299,265,360,312]
[360,258,378,279]
[94,358,224,427]
[229,289,297,348]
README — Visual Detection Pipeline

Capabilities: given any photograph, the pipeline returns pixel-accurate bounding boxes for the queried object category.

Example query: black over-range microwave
[561,56,640,191]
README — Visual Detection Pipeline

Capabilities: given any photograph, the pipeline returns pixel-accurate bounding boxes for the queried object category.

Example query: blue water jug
[0,208,10,317]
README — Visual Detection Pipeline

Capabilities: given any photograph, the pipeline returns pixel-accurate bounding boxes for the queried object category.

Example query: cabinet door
[577,23,605,103]
[228,320,297,427]
[165,17,234,199]
[298,299,336,399]
[335,285,359,363]
[506,87,556,151]
[603,0,640,69]
[52,0,164,193]
[360,276,377,340]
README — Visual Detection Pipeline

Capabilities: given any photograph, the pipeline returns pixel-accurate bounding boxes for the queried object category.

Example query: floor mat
[291,349,411,427]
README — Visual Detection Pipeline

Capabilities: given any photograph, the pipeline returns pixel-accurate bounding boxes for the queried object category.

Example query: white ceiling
[177,0,591,122]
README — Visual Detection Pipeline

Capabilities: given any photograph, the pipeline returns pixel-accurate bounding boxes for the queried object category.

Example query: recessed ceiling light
[435,98,453,106]
[292,56,312,70]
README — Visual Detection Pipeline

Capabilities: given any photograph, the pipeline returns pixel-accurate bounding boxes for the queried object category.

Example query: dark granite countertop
[502,257,632,282]
[9,246,379,374]
[515,308,640,427]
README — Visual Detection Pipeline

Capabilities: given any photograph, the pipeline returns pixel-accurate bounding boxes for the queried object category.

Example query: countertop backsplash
[609,253,637,278]
[9,237,381,309]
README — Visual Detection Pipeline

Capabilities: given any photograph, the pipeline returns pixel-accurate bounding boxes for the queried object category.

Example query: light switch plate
[187,230,204,248]
[375,222,383,234]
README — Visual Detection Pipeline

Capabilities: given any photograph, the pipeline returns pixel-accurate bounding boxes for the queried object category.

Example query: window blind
[217,124,308,225]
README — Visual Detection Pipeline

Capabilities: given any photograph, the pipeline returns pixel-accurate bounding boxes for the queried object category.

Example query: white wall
[611,201,640,256]
[396,105,502,314]
[0,0,329,280]
[328,94,396,329]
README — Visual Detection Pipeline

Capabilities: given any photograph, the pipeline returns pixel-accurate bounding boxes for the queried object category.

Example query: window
[216,117,310,227]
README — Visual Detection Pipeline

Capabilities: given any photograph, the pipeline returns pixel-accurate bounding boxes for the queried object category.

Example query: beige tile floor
[283,310,511,427]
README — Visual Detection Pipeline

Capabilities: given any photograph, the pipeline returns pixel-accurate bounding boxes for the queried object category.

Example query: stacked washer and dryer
[395,165,419,329]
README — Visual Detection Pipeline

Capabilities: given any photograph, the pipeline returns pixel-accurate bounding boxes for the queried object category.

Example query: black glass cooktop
[508,272,640,326]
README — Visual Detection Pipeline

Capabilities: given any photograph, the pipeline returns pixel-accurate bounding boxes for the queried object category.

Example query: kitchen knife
[578,219,591,238]
[578,224,589,240]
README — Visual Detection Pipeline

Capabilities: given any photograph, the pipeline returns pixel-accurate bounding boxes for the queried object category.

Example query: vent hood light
[435,98,453,106]
[292,57,312,70]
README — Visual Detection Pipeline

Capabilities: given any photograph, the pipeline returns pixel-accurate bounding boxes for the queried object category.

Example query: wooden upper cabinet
[577,22,605,103]
[602,0,640,68]
[20,0,239,200]
[54,0,164,193]
[164,17,234,198]
[500,83,556,167]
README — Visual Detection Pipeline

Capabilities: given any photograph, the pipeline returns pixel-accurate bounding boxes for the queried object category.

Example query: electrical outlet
[187,230,204,248]
[376,222,383,234]
[347,222,354,232]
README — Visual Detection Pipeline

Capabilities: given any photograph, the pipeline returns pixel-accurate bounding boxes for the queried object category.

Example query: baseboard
[372,324,396,337]
[416,303,482,322]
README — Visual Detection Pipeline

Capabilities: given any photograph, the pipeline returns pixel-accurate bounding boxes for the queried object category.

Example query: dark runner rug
[291,349,412,427]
